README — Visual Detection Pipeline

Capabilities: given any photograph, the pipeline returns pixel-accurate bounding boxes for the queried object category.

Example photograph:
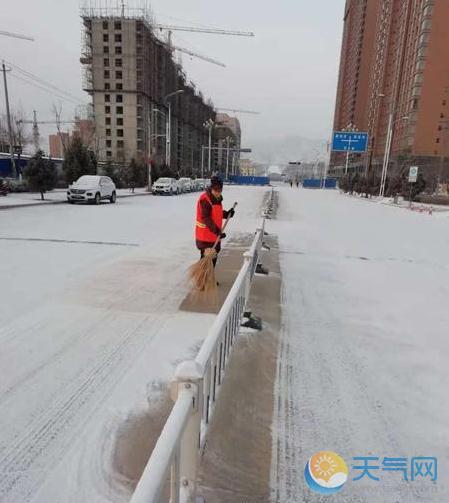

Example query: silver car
[67,175,116,204]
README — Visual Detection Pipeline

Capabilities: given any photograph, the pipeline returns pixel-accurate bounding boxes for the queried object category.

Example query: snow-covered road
[0,187,266,503]
[272,187,449,502]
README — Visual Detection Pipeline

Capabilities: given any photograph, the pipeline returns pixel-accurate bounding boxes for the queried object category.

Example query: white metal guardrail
[130,189,274,503]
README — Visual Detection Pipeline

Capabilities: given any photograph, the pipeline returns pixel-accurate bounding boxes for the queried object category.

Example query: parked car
[178,177,193,193]
[195,178,206,191]
[0,178,8,196]
[67,175,116,204]
[152,177,179,195]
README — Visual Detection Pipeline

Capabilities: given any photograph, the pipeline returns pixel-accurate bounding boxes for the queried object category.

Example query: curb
[0,191,152,211]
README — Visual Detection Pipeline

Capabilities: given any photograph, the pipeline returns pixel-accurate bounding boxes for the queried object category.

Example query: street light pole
[379,112,393,197]
[164,89,184,168]
[2,62,16,178]
[166,101,171,167]
[379,113,408,197]
[225,136,231,180]
[208,124,212,174]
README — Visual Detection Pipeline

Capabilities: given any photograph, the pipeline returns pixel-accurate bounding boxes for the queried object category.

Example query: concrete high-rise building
[331,0,449,182]
[80,6,215,175]
[215,113,242,175]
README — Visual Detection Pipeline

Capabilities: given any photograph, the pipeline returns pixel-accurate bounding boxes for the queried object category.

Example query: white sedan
[67,175,116,204]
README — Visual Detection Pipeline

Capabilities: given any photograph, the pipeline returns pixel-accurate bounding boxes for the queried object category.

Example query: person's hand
[220,232,227,239]
[227,208,235,218]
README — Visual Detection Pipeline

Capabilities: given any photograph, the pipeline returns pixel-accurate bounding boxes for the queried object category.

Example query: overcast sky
[1,0,345,157]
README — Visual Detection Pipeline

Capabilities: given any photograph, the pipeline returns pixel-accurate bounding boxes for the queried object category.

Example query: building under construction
[80,2,219,176]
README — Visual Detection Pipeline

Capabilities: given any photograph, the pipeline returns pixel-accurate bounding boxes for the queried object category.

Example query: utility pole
[2,62,16,178]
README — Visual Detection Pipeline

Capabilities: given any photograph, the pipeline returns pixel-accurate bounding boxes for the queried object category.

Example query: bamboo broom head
[188,248,218,296]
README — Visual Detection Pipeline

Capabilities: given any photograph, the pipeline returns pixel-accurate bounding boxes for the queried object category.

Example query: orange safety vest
[195,191,223,243]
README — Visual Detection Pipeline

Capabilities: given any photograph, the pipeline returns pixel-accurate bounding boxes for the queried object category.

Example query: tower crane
[216,108,260,115]
[0,30,34,41]
[155,25,254,38]
[172,45,225,68]
[156,23,254,68]
[17,111,76,152]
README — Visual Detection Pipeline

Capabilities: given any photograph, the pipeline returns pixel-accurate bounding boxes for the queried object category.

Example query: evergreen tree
[62,136,96,184]
[24,150,57,200]
[123,158,146,192]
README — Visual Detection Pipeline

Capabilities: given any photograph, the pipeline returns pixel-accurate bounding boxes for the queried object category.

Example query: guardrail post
[172,361,204,503]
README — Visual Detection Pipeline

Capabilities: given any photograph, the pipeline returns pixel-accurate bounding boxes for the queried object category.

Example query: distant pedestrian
[296,180,299,188]
[290,180,293,188]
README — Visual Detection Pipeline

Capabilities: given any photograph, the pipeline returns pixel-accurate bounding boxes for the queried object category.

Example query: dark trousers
[200,248,218,268]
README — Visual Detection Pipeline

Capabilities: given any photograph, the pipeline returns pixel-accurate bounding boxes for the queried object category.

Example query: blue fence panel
[303,179,322,188]
[324,178,337,189]
[229,175,269,186]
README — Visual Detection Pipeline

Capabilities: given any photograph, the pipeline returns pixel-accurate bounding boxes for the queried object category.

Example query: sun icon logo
[304,451,348,495]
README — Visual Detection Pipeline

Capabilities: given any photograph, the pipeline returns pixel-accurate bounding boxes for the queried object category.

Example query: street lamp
[379,114,409,197]
[164,90,184,168]
[203,118,214,174]
[342,122,358,174]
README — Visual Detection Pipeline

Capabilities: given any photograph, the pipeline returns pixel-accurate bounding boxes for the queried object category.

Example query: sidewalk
[0,188,150,210]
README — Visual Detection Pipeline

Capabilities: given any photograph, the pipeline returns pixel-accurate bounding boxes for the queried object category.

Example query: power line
[9,73,82,106]
[1,58,83,104]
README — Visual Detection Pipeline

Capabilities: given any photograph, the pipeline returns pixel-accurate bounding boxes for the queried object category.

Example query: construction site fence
[129,188,275,503]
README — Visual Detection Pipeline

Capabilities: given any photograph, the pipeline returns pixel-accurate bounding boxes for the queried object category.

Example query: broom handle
[213,201,238,249]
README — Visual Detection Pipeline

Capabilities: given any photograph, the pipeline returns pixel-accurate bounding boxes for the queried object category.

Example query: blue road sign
[332,131,369,152]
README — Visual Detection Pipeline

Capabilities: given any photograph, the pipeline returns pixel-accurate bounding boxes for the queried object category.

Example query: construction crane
[216,108,260,115]
[155,25,254,38]
[172,45,225,68]
[17,111,76,152]
[0,30,34,41]
[156,23,254,69]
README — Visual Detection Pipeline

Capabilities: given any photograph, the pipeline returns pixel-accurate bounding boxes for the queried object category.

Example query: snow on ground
[271,187,449,502]
[0,185,266,503]
[0,188,149,208]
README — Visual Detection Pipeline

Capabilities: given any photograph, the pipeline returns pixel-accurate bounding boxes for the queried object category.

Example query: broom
[188,202,238,295]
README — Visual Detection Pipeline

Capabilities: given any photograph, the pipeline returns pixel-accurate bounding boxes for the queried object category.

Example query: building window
[116,106,123,114]
[115,58,122,67]
[117,129,124,137]
[105,117,111,125]
[106,140,112,148]
[103,21,108,30]
[105,105,111,114]
[115,34,122,42]
[106,150,112,157]
[443,100,447,106]
[116,83,123,90]
[104,58,109,66]
[106,129,111,136]
[114,21,121,30]
[104,46,109,54]
[116,70,122,79]
[115,46,122,54]
[105,83,110,90]
[440,113,445,119]
[105,94,110,102]
[103,34,109,42]
[117,140,124,148]
[104,70,110,79]
[116,94,123,103]
[117,117,123,126]
[436,138,440,143]
[438,125,442,131]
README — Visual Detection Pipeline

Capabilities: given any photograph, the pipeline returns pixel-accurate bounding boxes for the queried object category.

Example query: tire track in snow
[0,275,187,502]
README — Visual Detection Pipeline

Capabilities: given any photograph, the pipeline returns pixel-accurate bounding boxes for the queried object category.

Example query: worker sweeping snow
[189,176,236,293]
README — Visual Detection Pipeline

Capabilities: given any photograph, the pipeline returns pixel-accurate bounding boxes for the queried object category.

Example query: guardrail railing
[130,188,274,503]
